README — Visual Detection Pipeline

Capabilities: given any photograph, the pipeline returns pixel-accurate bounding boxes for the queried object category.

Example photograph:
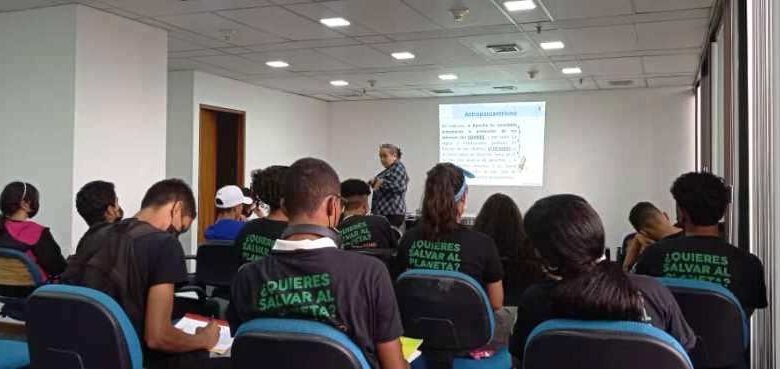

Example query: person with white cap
[204,185,254,241]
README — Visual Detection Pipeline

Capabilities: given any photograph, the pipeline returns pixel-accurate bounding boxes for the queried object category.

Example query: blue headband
[453,167,474,203]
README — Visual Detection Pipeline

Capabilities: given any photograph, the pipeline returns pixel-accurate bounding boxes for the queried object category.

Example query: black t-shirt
[65,220,188,364]
[635,235,768,315]
[338,215,399,250]
[234,218,288,263]
[227,244,403,369]
[509,274,697,364]
[396,225,504,287]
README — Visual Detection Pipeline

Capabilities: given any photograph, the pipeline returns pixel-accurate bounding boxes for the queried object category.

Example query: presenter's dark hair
[421,163,464,240]
[525,194,644,321]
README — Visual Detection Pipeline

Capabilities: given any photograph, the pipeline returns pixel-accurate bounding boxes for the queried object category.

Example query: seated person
[75,180,124,230]
[204,185,253,241]
[622,202,682,271]
[228,158,408,369]
[338,179,399,250]
[63,179,227,369]
[473,193,546,306]
[509,194,696,365]
[636,172,768,316]
[396,163,504,310]
[235,165,289,262]
[0,181,66,283]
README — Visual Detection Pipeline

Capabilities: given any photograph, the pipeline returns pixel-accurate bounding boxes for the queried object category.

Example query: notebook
[401,336,424,363]
[174,314,233,355]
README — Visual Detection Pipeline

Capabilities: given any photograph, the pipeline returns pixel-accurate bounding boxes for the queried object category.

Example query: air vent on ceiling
[607,79,634,87]
[486,43,522,54]
[493,85,517,91]
[430,89,454,94]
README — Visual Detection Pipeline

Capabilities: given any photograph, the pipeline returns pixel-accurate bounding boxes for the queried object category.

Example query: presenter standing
[370,143,409,228]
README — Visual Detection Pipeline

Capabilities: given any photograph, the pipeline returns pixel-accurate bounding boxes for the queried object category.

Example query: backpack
[64,219,159,329]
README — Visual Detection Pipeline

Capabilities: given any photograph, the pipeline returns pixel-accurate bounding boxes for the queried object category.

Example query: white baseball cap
[215,185,253,209]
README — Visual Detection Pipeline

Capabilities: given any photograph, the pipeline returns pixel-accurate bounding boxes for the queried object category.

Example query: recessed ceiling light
[266,60,289,68]
[330,80,349,87]
[562,67,582,75]
[503,0,536,12]
[438,74,458,80]
[391,52,415,60]
[540,41,565,50]
[320,17,350,27]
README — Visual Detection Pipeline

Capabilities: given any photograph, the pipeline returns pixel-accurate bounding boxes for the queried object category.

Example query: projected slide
[439,102,545,187]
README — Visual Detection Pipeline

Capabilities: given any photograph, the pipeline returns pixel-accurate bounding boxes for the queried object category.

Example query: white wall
[0,6,78,249]
[329,87,696,249]
[167,71,330,252]
[72,5,168,250]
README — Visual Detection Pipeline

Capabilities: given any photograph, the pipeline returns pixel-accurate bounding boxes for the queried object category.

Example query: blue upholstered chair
[233,318,371,369]
[524,319,693,369]
[25,285,142,369]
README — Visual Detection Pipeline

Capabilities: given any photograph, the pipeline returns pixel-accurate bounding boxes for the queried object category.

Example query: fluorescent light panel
[540,41,565,50]
[330,80,349,87]
[562,67,582,75]
[438,74,458,80]
[504,0,536,11]
[391,52,415,60]
[266,60,289,68]
[320,17,350,27]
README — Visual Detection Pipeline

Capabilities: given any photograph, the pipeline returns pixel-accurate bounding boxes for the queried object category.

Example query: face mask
[27,204,39,218]
[168,204,190,237]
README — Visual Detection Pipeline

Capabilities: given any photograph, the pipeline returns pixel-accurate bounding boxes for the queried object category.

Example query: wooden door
[198,109,218,243]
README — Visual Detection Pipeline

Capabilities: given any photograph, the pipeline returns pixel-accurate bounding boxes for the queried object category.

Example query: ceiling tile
[168,36,211,52]
[383,89,432,98]
[373,39,486,66]
[647,76,694,87]
[458,33,541,61]
[570,77,599,90]
[316,45,400,68]
[156,13,285,46]
[542,0,634,20]
[355,35,393,44]
[244,49,352,72]
[96,0,271,17]
[218,6,345,40]
[192,54,271,74]
[309,94,343,101]
[574,57,644,76]
[634,0,713,13]
[251,76,331,92]
[402,0,510,29]
[168,30,234,49]
[558,25,638,55]
[0,0,65,11]
[169,49,225,58]
[283,3,380,36]
[595,77,647,89]
[247,38,360,52]
[101,7,143,19]
[76,0,114,10]
[321,0,440,34]
[217,46,255,54]
[642,54,699,74]
[636,19,708,50]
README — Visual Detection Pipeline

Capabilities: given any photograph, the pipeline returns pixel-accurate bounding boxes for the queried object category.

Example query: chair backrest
[0,248,45,287]
[196,241,241,287]
[658,277,748,368]
[233,318,371,369]
[26,284,142,369]
[524,319,693,369]
[395,269,494,351]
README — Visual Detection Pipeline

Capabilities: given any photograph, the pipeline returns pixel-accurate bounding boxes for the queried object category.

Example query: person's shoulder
[628,273,665,290]
[366,215,392,227]
[455,227,494,245]
[329,249,387,273]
